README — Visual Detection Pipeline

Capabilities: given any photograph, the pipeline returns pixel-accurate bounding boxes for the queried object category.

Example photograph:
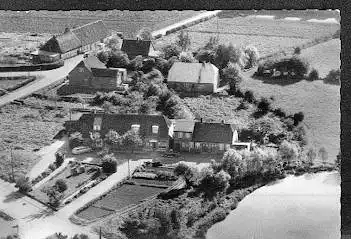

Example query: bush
[55,179,68,193]
[48,163,57,172]
[222,62,242,87]
[179,51,197,63]
[293,111,304,126]
[273,108,286,118]
[214,44,245,69]
[196,49,216,63]
[101,155,117,174]
[257,97,271,115]
[161,44,182,60]
[243,90,256,103]
[278,140,300,165]
[106,50,130,68]
[15,175,32,193]
[323,69,340,85]
[294,47,301,55]
[244,45,259,69]
[198,169,230,199]
[307,68,319,81]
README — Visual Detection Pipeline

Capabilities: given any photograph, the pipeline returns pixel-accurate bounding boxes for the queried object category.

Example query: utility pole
[99,226,102,239]
[128,158,130,179]
[10,147,15,183]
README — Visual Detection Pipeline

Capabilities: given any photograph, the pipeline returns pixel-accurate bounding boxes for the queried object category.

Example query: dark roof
[72,20,110,46]
[77,113,172,139]
[82,55,106,70]
[121,39,153,59]
[192,122,236,144]
[91,68,120,77]
[40,20,109,54]
[173,119,195,132]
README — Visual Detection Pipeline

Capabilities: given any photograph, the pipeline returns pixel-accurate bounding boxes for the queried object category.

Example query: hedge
[0,60,64,72]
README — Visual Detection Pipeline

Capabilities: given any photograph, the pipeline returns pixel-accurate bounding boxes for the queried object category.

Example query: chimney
[200,118,203,123]
[221,120,224,124]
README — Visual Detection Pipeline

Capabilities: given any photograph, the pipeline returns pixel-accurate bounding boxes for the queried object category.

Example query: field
[0,10,203,38]
[76,184,165,221]
[240,39,340,163]
[155,12,339,57]
[0,79,29,90]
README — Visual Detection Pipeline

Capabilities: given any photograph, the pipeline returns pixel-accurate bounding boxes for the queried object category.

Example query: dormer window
[152,125,159,134]
[131,124,140,133]
[93,116,102,131]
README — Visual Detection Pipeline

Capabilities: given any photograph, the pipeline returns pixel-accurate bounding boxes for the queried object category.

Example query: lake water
[206,172,340,239]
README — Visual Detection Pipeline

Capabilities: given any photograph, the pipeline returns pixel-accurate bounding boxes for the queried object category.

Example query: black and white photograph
[0,4,345,239]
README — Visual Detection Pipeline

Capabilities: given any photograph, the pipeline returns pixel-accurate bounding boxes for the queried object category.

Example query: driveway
[0,55,83,107]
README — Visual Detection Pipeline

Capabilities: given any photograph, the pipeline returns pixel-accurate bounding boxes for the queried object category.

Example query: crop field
[240,39,340,163]
[76,184,165,220]
[155,13,339,57]
[0,10,203,38]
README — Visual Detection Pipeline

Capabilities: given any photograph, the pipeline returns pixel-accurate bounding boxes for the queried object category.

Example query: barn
[167,62,220,95]
[33,20,110,63]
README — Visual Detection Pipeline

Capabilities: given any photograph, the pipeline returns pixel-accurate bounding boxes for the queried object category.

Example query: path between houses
[0,55,83,107]
[28,139,67,180]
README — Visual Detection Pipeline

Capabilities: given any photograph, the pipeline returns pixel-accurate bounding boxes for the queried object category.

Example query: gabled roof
[40,20,109,54]
[121,39,154,59]
[172,119,195,133]
[192,122,236,144]
[72,20,110,46]
[168,62,218,84]
[91,68,120,77]
[82,55,107,70]
[78,113,172,139]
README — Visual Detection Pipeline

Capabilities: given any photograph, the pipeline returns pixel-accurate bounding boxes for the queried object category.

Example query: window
[93,124,101,131]
[185,133,192,139]
[219,143,224,151]
[131,124,140,133]
[195,142,201,149]
[152,125,159,134]
[93,117,102,131]
[178,132,183,139]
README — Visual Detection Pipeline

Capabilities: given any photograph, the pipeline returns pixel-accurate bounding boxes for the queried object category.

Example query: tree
[244,90,256,103]
[96,50,109,64]
[137,27,153,40]
[174,163,197,187]
[307,68,319,81]
[244,45,259,69]
[293,111,304,126]
[176,30,191,51]
[305,147,316,166]
[128,55,144,71]
[203,36,219,50]
[257,97,272,115]
[221,149,244,180]
[105,130,121,146]
[71,234,90,239]
[15,175,32,193]
[105,37,121,51]
[101,154,118,174]
[106,50,130,68]
[179,51,197,63]
[279,140,300,166]
[222,62,242,92]
[195,49,216,64]
[45,186,64,207]
[248,116,283,143]
[198,168,230,199]
[139,96,158,114]
[141,68,164,84]
[121,130,143,153]
[161,44,181,60]
[214,44,245,69]
[294,46,301,55]
[55,152,65,167]
[54,179,68,193]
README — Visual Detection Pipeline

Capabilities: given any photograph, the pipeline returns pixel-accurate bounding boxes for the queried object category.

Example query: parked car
[72,146,92,155]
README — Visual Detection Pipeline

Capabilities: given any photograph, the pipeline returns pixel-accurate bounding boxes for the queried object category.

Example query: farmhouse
[66,113,174,152]
[65,55,127,93]
[167,62,220,95]
[121,39,158,59]
[32,20,110,63]
[172,119,239,153]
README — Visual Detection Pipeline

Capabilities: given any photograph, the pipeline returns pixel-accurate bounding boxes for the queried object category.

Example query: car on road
[72,146,92,155]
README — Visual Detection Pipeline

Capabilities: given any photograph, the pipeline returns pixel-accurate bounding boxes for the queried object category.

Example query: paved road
[0,55,83,107]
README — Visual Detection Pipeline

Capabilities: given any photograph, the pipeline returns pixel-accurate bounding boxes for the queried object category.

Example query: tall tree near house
[120,130,143,178]
[174,163,197,188]
[176,30,191,51]
[105,37,121,51]
[137,27,153,40]
[105,130,122,147]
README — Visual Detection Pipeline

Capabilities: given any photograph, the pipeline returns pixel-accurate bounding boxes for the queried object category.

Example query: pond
[206,172,340,239]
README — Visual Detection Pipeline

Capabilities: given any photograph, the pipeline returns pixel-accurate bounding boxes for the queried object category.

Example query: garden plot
[76,184,165,221]
[30,162,100,203]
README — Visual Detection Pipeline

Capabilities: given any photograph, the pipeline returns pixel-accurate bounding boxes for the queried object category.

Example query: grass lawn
[155,14,339,57]
[30,164,97,203]
[240,39,340,164]
[76,184,165,221]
